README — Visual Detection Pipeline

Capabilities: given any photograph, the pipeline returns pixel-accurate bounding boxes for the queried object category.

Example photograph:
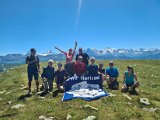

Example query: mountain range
[0,48,160,64]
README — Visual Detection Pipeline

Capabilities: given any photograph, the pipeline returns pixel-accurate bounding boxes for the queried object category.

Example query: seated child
[41,60,55,92]
[55,63,65,91]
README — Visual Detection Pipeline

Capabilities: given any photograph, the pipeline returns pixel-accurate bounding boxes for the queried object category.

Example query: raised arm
[54,46,66,54]
[73,41,78,55]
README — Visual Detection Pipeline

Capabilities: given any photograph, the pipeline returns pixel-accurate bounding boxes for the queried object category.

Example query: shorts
[28,71,39,81]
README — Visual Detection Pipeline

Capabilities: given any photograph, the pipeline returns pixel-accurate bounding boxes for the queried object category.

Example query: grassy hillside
[0,60,160,120]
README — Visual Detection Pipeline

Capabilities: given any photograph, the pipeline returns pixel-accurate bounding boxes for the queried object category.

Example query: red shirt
[74,62,86,76]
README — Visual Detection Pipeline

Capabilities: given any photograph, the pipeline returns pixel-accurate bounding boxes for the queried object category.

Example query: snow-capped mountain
[0,48,160,64]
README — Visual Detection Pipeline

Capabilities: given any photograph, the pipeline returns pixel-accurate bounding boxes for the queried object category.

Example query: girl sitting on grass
[121,66,140,94]
[55,63,66,92]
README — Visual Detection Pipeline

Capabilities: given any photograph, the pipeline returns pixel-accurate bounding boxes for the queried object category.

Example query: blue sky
[0,0,160,55]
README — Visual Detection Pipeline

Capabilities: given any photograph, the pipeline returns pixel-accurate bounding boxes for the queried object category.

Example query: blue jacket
[41,66,55,80]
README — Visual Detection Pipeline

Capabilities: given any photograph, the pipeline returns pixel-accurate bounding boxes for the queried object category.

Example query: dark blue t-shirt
[86,65,98,75]
[41,66,55,80]
[55,69,65,84]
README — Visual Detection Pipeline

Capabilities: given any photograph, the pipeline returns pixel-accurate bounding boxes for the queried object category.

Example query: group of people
[26,42,140,94]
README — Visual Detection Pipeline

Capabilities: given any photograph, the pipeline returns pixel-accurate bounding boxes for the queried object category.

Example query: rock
[108,93,116,97]
[37,91,44,95]
[0,90,7,94]
[5,91,12,95]
[127,102,133,106]
[21,86,28,90]
[39,116,53,120]
[11,104,25,109]
[66,114,72,120]
[133,64,137,67]
[39,116,45,120]
[83,115,96,120]
[151,74,158,79]
[122,93,132,100]
[7,101,12,104]
[84,105,98,111]
[140,98,150,105]
[142,108,160,112]
[38,97,45,99]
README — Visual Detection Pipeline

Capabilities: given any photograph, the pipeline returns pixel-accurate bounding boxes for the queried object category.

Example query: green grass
[0,60,160,120]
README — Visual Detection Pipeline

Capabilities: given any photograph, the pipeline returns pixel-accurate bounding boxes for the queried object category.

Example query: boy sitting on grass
[41,60,55,92]
[55,63,66,92]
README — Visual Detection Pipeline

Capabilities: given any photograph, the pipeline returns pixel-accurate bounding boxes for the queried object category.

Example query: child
[98,62,105,74]
[98,62,106,81]
[41,60,55,92]
[121,66,140,93]
[55,63,65,91]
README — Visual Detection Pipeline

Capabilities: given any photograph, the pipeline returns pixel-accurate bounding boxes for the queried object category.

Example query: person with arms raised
[55,41,77,77]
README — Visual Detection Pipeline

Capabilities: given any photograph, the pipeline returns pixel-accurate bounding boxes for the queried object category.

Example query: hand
[111,77,115,82]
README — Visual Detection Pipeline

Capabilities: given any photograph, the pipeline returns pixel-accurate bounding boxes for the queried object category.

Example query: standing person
[55,41,77,77]
[76,48,89,66]
[86,57,98,76]
[41,60,55,92]
[73,56,86,76]
[26,48,40,94]
[106,61,119,90]
[54,41,77,63]
[55,63,66,91]
[121,66,140,93]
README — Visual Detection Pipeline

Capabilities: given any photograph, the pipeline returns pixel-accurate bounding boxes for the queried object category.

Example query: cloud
[75,0,83,30]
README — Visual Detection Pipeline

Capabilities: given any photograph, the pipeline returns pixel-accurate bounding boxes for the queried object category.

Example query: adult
[41,60,55,92]
[73,56,86,76]
[26,48,40,93]
[55,63,66,91]
[106,61,119,90]
[55,41,77,63]
[55,41,77,77]
[121,66,140,93]
[76,48,89,66]
[86,57,98,76]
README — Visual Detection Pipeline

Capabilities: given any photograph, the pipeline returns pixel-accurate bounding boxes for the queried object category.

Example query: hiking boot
[28,89,31,94]
[36,88,39,92]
